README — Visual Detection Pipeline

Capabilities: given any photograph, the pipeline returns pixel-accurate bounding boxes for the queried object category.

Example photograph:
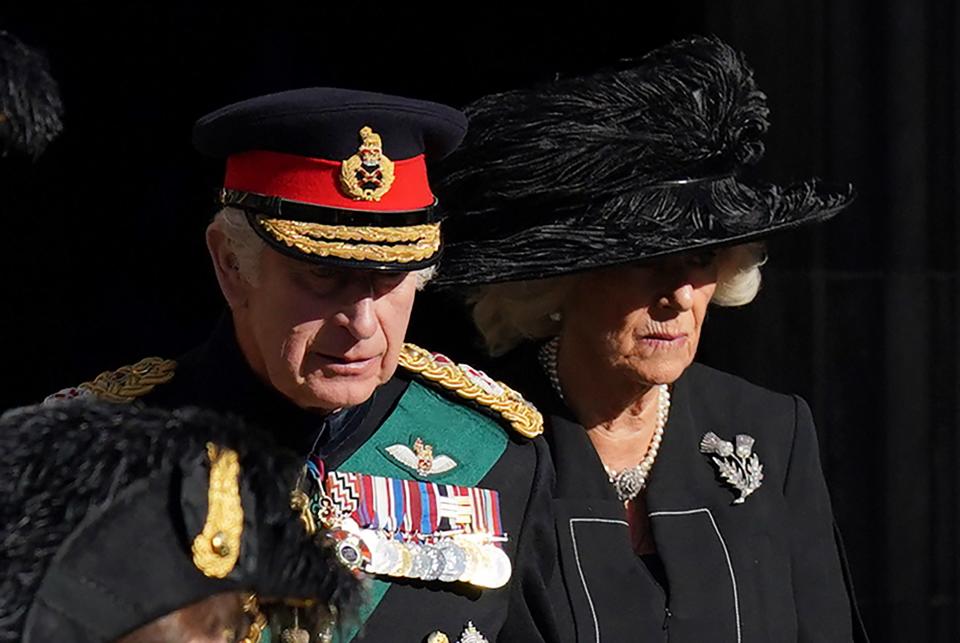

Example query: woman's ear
[206,224,251,310]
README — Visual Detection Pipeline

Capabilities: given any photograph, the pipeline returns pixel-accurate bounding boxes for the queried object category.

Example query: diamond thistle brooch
[700,432,764,504]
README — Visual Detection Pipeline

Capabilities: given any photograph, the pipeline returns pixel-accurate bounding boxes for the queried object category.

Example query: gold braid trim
[258,218,440,263]
[290,488,317,536]
[268,221,436,243]
[77,357,177,402]
[398,343,544,438]
[240,594,269,643]
[191,443,244,579]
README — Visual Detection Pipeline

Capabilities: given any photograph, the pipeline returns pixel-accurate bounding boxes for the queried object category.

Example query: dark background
[2,2,957,640]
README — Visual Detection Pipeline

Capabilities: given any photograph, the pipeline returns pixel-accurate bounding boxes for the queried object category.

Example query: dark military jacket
[494,346,869,643]
[47,317,552,643]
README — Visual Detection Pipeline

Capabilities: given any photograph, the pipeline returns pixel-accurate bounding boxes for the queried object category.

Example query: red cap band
[224,150,435,212]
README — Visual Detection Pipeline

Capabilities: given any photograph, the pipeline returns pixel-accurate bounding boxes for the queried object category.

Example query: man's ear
[206,224,252,310]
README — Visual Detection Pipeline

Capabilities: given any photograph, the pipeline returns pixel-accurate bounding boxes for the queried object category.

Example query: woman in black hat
[434,37,867,642]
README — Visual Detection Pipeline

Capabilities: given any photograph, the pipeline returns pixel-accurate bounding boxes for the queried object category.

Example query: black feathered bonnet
[431,36,854,286]
[0,30,63,158]
[0,401,361,643]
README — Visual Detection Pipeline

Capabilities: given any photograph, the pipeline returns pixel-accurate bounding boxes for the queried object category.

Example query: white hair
[710,242,767,307]
[471,242,767,356]
[209,207,436,289]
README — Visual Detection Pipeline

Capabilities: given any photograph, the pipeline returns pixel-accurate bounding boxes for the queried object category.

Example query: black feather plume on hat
[0,402,362,642]
[432,36,854,286]
[0,30,63,159]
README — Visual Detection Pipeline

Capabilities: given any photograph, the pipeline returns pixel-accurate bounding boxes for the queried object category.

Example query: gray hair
[470,242,767,356]
[209,207,436,289]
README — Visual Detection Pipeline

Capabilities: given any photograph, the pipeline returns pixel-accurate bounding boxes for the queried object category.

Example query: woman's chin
[624,358,691,387]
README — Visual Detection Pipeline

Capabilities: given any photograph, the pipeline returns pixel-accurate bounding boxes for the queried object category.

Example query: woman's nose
[658,283,695,311]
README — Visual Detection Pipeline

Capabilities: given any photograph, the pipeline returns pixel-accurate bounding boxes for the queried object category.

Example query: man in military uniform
[1,401,362,642]
[46,88,550,642]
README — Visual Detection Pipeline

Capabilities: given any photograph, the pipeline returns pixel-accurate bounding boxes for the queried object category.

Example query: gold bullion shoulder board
[43,357,177,405]
[397,343,543,438]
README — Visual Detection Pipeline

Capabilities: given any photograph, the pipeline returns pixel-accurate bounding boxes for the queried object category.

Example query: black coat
[497,347,868,643]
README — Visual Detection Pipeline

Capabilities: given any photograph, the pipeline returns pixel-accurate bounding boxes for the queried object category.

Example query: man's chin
[293,378,380,412]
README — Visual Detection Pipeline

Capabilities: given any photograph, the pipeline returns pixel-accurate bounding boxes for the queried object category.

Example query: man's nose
[335,293,378,340]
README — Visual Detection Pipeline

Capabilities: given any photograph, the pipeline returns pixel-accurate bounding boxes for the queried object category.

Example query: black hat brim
[432,177,854,287]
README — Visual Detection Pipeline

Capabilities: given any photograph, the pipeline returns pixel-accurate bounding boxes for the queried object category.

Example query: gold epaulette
[44,357,177,405]
[397,343,543,438]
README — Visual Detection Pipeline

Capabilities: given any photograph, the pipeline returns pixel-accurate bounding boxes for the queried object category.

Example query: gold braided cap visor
[255,216,441,264]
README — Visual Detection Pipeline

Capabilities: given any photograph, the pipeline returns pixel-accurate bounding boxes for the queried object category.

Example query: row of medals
[333,517,512,589]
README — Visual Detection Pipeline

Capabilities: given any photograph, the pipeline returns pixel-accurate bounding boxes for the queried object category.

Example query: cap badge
[427,622,490,643]
[340,125,396,201]
[385,437,458,478]
[458,622,491,643]
[700,431,764,504]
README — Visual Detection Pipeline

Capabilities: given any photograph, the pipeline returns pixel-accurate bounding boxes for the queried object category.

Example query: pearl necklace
[538,336,671,502]
[537,336,565,401]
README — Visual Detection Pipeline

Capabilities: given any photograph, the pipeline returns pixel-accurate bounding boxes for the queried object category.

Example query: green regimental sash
[333,380,509,642]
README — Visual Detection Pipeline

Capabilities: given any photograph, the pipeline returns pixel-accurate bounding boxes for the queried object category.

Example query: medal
[458,540,482,584]
[437,539,468,582]
[408,541,431,580]
[482,545,512,589]
[421,544,447,581]
[331,530,369,571]
[382,538,406,576]
[301,462,511,587]
[469,544,511,589]
[360,529,390,574]
[392,541,414,577]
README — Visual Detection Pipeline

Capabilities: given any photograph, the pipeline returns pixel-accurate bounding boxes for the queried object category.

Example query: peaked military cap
[0,401,360,643]
[193,87,468,270]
